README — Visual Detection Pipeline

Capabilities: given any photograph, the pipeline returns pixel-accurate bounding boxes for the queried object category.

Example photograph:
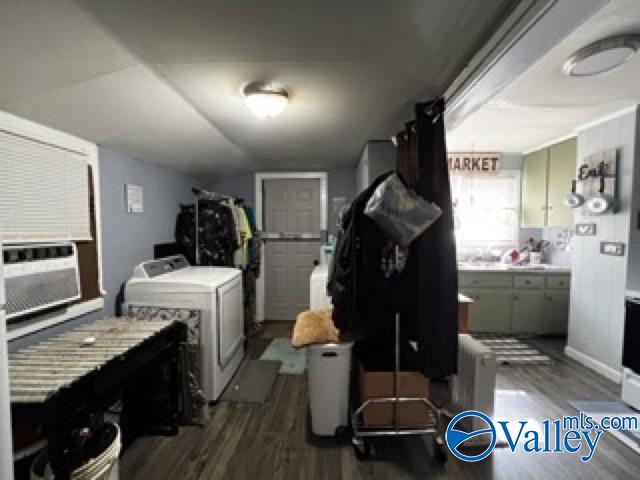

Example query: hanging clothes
[399,99,458,379]
[328,172,396,342]
[175,199,237,266]
[243,205,260,270]
[329,98,458,379]
[232,204,251,269]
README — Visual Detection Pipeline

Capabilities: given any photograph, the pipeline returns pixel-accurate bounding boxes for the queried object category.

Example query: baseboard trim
[564,346,622,384]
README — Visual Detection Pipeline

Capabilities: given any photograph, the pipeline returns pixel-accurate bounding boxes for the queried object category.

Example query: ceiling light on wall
[242,82,289,119]
[563,34,640,77]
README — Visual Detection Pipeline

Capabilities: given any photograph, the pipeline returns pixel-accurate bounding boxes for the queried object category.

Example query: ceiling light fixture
[242,82,289,119]
[563,34,640,77]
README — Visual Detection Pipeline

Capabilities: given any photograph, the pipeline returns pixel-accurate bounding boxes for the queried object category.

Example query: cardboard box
[357,360,431,428]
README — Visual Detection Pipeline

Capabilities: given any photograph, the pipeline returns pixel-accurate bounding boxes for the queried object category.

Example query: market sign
[448,153,500,172]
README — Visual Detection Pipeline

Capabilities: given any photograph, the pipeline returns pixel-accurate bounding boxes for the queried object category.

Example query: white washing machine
[125,255,244,402]
[310,264,332,310]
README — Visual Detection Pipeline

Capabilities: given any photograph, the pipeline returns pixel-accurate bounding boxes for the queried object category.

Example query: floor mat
[220,359,281,403]
[472,336,552,366]
[569,400,640,454]
[260,338,306,374]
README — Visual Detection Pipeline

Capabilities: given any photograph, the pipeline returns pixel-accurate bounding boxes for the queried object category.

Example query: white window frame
[254,172,328,322]
[451,169,521,250]
[0,111,105,340]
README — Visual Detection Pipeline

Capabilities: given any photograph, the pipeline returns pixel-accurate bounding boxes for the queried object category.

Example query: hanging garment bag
[364,173,441,249]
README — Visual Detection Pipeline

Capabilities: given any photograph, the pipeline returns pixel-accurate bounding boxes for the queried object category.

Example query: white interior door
[263,178,321,320]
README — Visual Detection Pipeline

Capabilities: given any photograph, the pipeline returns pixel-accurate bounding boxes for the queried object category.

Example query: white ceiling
[447,0,640,154]
[0,0,514,179]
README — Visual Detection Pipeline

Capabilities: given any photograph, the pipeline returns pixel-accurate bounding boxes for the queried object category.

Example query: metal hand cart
[350,247,448,462]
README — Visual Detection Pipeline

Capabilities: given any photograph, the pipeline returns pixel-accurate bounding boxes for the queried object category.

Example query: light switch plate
[600,241,625,256]
[575,223,597,236]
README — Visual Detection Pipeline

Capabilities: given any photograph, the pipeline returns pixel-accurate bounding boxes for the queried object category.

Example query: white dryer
[125,255,244,402]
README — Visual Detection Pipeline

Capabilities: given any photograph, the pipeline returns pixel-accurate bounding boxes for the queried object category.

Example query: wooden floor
[121,324,640,479]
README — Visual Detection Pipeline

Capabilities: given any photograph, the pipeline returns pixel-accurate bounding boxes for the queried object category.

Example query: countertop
[458,263,571,275]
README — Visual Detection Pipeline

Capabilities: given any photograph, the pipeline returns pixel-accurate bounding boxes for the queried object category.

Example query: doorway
[255,173,327,321]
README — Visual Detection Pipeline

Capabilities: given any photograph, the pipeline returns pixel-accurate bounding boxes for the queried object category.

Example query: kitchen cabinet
[522,149,548,227]
[462,288,513,333]
[547,138,577,226]
[512,289,544,333]
[459,271,570,335]
[542,289,570,335]
[521,138,576,227]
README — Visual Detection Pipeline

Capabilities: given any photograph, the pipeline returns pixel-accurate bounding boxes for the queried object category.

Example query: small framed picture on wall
[126,183,144,213]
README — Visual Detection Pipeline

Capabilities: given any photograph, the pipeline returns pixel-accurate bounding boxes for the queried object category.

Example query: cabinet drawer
[459,273,512,288]
[513,275,544,289]
[546,275,570,289]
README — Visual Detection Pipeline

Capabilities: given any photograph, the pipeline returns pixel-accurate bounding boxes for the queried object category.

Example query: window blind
[0,130,92,242]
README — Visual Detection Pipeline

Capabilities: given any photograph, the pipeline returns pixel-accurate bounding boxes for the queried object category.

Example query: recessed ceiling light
[242,82,289,119]
[563,34,640,77]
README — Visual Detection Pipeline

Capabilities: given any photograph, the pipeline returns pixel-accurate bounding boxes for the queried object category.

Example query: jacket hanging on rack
[399,99,458,379]
[329,99,457,378]
[175,199,237,266]
[329,172,396,342]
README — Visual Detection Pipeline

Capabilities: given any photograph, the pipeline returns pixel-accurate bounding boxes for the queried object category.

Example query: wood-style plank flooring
[121,324,640,479]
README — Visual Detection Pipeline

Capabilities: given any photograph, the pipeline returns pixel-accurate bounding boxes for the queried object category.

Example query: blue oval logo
[445,410,497,462]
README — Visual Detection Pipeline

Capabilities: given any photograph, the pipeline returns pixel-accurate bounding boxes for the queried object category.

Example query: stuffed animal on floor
[291,308,339,348]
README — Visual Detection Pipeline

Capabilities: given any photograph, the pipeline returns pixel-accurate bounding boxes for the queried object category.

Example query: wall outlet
[600,241,625,256]
[575,223,597,236]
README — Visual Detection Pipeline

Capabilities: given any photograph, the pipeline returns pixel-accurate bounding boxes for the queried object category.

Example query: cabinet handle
[514,294,520,300]
[548,205,553,210]
[546,296,552,301]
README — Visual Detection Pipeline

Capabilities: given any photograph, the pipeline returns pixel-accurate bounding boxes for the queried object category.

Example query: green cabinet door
[547,138,577,226]
[522,149,548,227]
[463,288,513,334]
[541,290,570,335]
[512,289,544,333]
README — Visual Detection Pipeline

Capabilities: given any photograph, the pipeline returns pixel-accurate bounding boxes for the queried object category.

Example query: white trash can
[307,342,353,436]
[31,423,121,480]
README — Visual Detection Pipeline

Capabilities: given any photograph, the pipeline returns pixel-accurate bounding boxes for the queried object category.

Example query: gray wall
[99,147,208,315]
[356,141,395,194]
[210,173,256,208]
[9,147,207,350]
[567,108,639,376]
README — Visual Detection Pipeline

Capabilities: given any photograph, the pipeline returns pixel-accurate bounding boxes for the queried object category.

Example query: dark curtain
[400,99,458,379]
[330,98,458,378]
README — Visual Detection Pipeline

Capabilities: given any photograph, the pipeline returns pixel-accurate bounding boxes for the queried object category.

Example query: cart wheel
[432,436,448,464]
[352,437,371,461]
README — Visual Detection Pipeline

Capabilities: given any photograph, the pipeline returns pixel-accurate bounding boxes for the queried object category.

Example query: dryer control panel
[132,255,190,279]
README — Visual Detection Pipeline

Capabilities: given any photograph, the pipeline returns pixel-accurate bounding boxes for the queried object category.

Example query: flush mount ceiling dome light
[242,82,289,119]
[563,34,640,77]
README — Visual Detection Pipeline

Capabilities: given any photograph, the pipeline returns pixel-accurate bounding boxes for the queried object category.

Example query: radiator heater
[451,334,497,434]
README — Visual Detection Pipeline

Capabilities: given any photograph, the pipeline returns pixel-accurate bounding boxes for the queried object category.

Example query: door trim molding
[255,172,328,322]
